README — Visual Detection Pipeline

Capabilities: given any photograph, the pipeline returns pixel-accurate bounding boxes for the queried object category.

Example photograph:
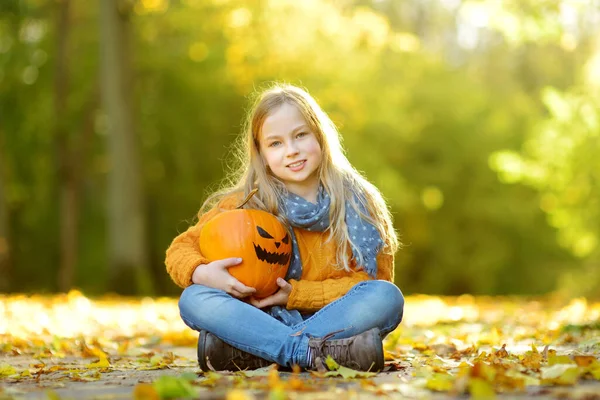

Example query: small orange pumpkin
[199,190,292,298]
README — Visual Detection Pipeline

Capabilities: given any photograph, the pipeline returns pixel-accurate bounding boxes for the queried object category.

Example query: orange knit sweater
[165,195,395,312]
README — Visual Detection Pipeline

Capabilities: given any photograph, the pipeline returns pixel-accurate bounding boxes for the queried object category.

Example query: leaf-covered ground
[1,291,600,399]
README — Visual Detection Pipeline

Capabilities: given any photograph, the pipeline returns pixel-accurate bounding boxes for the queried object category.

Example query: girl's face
[259,103,322,201]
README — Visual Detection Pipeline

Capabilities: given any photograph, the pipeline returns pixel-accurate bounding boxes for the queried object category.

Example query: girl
[165,84,404,371]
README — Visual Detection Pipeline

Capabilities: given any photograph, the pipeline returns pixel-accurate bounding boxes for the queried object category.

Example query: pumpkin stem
[237,188,259,209]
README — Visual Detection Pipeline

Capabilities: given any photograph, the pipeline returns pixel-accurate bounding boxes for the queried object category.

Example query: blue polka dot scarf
[281,185,383,280]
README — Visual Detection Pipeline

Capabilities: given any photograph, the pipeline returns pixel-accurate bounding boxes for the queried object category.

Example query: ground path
[1,293,600,399]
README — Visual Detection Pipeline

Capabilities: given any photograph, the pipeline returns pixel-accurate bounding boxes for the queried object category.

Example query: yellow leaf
[152,375,197,399]
[46,390,61,400]
[471,362,496,382]
[288,375,305,390]
[548,355,575,366]
[226,389,254,400]
[325,355,340,371]
[521,346,543,370]
[86,356,110,369]
[268,368,280,388]
[413,343,429,351]
[236,369,270,378]
[469,377,496,399]
[555,367,580,385]
[133,383,160,400]
[268,387,287,400]
[383,349,395,361]
[0,363,17,377]
[323,366,377,379]
[425,373,454,392]
[541,364,580,385]
[531,343,539,354]
[505,369,540,386]
[199,371,221,387]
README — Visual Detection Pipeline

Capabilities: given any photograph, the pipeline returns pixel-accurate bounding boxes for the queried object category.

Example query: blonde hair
[200,83,399,271]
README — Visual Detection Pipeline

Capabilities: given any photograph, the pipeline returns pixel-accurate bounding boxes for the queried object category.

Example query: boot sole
[197,330,209,371]
[370,328,384,372]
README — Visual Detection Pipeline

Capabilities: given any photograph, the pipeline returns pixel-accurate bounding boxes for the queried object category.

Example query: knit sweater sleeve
[286,249,395,312]
[165,195,240,288]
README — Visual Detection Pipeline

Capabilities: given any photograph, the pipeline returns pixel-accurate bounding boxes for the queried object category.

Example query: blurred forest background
[0,0,598,298]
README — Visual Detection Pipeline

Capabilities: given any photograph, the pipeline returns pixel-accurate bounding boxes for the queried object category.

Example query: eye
[296,132,307,138]
[282,233,290,244]
[268,141,281,148]
[257,226,274,239]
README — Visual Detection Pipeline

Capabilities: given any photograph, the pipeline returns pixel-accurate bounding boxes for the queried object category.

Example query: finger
[248,297,262,308]
[252,298,272,309]
[218,257,243,268]
[232,281,256,295]
[229,288,249,299]
[276,278,291,288]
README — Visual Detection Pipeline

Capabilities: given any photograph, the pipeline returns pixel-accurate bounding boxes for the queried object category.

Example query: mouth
[286,160,306,168]
[253,243,291,266]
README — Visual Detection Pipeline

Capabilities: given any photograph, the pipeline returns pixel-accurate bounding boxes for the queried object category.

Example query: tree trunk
[54,0,79,292]
[0,128,11,292]
[99,0,151,295]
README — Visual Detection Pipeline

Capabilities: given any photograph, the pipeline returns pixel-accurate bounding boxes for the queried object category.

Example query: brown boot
[307,327,384,372]
[197,330,273,371]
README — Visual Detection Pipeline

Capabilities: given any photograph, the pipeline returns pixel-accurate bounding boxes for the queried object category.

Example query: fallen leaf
[236,368,271,378]
[521,344,543,370]
[469,377,496,399]
[548,355,575,366]
[152,375,197,399]
[322,355,339,371]
[425,373,454,392]
[541,364,581,385]
[0,363,17,377]
[86,357,110,369]
[494,344,509,358]
[226,389,255,400]
[573,355,596,367]
[133,383,160,400]
[45,390,61,400]
[323,365,377,379]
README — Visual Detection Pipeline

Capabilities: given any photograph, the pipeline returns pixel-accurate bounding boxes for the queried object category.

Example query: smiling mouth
[287,160,305,168]
[253,243,290,266]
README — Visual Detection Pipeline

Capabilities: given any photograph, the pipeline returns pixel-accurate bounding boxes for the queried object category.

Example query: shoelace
[311,328,352,363]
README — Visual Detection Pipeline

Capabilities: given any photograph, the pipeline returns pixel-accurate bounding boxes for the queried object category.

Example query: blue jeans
[178,280,404,368]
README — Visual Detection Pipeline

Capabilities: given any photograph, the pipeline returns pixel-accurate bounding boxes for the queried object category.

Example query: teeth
[288,161,304,168]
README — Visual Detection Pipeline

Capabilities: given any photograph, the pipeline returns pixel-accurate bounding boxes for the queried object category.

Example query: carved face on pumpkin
[199,209,293,298]
[254,226,291,266]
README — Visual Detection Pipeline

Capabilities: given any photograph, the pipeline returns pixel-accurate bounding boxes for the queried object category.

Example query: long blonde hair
[200,83,399,271]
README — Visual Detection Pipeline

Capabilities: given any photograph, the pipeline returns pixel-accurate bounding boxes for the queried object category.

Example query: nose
[286,141,299,157]
[275,242,280,248]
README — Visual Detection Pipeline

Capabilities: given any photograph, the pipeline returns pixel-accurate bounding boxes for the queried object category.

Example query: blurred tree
[54,0,77,292]
[99,0,151,294]
[0,129,10,292]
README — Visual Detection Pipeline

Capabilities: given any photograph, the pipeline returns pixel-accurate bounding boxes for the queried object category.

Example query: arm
[165,223,207,288]
[164,195,241,288]
[286,249,395,312]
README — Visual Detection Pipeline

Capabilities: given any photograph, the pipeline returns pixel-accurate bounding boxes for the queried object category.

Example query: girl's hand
[249,278,292,309]
[191,258,256,299]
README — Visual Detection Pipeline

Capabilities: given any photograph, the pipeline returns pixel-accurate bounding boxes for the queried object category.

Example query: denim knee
[361,280,404,329]
[178,284,224,330]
